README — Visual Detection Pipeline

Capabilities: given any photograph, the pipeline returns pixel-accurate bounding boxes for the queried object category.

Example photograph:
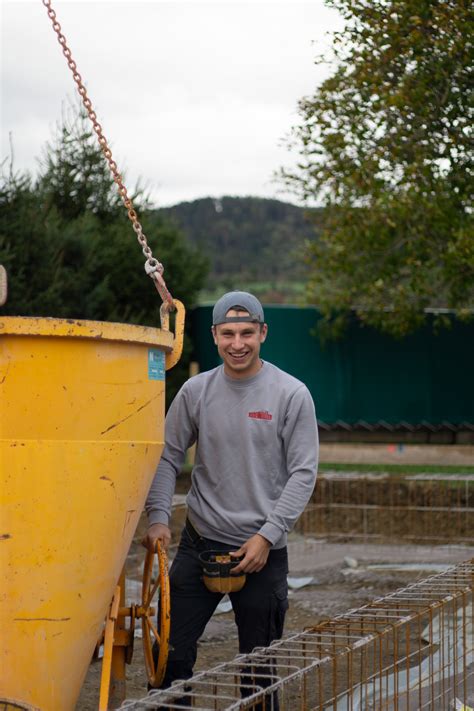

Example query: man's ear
[211,325,218,345]
[260,323,268,343]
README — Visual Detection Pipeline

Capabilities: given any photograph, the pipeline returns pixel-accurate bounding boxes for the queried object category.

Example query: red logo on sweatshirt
[248,410,273,421]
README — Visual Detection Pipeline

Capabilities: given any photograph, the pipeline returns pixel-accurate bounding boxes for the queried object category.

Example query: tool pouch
[199,550,246,593]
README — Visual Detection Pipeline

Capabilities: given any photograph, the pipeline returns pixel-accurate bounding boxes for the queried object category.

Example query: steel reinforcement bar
[296,474,474,544]
[120,559,474,710]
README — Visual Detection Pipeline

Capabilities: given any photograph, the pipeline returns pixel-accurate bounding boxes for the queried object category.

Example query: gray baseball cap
[212,291,265,326]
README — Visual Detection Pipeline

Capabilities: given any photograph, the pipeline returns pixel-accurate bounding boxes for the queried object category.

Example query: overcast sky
[1,1,343,207]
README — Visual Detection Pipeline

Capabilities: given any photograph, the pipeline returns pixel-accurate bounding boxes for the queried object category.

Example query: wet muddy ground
[77,503,474,709]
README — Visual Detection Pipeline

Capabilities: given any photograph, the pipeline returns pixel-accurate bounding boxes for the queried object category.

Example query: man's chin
[224,357,252,372]
[227,357,249,368]
[227,363,247,372]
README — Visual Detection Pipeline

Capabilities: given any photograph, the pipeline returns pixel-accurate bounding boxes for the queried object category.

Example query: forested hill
[154,196,321,302]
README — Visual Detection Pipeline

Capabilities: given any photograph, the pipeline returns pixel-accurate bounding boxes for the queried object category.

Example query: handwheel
[141,540,171,687]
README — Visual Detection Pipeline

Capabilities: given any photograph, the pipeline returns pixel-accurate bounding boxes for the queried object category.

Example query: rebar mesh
[296,474,474,544]
[120,560,474,710]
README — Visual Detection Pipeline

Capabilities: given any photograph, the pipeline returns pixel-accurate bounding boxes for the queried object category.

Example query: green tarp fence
[191,305,473,426]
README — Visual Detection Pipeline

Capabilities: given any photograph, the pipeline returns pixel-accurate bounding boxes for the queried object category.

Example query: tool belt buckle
[199,550,246,593]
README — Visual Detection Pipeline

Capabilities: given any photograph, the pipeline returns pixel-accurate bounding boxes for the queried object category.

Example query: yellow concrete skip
[0,315,182,710]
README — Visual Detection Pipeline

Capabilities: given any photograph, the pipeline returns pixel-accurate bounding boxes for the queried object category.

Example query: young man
[144,291,318,705]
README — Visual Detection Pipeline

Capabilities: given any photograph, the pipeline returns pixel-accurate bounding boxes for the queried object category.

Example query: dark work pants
[154,524,289,709]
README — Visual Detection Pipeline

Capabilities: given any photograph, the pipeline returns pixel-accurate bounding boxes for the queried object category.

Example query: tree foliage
[282,0,473,336]
[0,106,208,401]
[37,110,125,222]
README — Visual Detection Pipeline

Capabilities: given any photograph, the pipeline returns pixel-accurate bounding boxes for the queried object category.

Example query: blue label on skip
[148,349,165,380]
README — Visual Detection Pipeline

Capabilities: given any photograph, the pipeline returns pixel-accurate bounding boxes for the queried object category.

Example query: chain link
[42,0,174,308]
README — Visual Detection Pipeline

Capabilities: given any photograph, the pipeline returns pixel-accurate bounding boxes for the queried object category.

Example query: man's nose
[232,334,244,349]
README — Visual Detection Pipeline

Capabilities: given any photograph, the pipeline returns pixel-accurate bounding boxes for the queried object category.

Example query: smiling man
[144,291,318,708]
[211,292,268,379]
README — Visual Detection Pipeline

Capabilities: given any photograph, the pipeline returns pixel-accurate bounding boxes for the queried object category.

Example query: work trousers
[155,521,289,709]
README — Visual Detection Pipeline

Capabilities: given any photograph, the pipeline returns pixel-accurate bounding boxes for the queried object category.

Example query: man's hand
[229,534,271,574]
[141,522,171,552]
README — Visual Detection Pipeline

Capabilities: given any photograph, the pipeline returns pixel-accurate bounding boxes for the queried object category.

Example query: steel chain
[42,0,174,308]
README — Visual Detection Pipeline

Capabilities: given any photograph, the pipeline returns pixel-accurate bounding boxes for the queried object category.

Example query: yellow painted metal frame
[99,585,121,711]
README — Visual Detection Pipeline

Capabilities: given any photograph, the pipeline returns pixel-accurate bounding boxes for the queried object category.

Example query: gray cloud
[1,1,342,206]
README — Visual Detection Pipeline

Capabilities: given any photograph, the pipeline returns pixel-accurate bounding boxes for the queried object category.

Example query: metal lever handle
[160,299,185,371]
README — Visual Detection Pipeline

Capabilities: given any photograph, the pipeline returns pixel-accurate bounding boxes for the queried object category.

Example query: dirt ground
[77,504,474,709]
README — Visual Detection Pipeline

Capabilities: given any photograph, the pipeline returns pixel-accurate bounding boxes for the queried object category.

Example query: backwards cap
[212,291,264,326]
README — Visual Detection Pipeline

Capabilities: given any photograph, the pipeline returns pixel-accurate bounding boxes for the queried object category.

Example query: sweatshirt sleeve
[145,382,198,527]
[259,385,318,545]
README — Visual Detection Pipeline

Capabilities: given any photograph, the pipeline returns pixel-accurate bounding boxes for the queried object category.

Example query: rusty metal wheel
[141,540,170,688]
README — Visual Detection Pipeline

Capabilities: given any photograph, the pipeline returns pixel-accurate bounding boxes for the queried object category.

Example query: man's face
[212,309,268,379]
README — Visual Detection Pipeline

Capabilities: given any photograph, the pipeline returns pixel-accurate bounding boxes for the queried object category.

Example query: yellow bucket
[0,308,184,710]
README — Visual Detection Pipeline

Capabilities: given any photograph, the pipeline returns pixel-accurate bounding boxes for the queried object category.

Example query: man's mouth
[228,352,248,360]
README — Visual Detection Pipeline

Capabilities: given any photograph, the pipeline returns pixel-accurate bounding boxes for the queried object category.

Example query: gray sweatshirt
[145,361,318,548]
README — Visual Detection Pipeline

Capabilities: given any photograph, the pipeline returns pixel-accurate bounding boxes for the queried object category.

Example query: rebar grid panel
[296,474,474,544]
[120,560,474,710]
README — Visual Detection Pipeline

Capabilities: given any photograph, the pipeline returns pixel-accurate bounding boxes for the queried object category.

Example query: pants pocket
[271,581,289,641]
